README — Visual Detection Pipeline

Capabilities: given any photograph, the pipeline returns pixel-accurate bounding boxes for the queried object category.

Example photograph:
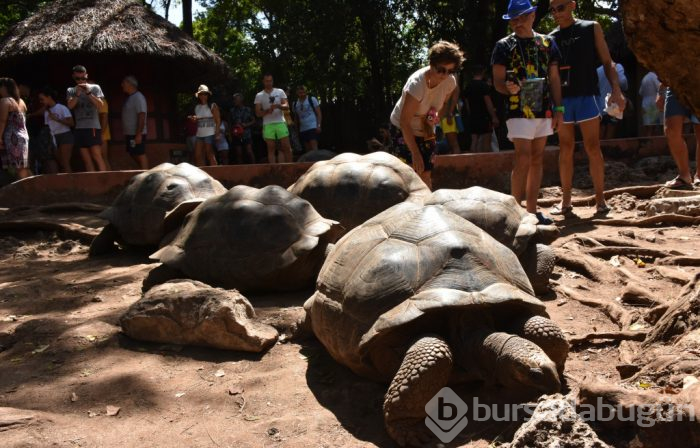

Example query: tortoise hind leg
[89,223,119,257]
[383,335,453,447]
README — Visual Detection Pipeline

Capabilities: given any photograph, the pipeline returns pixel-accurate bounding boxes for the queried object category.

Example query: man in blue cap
[491,0,564,225]
[548,0,625,217]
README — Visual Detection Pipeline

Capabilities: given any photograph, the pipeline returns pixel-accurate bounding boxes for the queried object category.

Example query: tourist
[491,0,563,224]
[66,65,107,172]
[229,93,255,164]
[390,40,464,187]
[465,64,499,152]
[0,77,31,179]
[38,86,74,173]
[254,74,292,164]
[660,87,700,189]
[121,75,149,170]
[215,120,230,165]
[597,61,628,139]
[293,85,322,152]
[99,94,112,170]
[548,0,624,217]
[639,71,662,137]
[189,84,220,166]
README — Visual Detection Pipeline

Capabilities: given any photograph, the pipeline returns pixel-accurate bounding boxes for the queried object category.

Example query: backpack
[294,96,316,114]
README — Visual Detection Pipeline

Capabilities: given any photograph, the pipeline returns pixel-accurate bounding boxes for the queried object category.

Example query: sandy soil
[1,161,699,447]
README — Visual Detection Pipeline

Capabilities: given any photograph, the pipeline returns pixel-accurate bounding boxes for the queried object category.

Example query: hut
[0,0,231,170]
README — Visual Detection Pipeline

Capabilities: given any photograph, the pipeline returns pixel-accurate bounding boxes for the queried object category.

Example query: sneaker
[535,212,553,225]
[693,175,700,187]
[594,204,611,216]
[550,203,574,216]
[664,176,693,190]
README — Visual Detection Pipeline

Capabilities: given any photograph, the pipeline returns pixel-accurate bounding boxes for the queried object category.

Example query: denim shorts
[196,134,216,145]
[665,89,700,124]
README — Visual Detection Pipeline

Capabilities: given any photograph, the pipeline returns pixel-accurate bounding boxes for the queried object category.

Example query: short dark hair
[262,73,273,79]
[0,77,20,101]
[38,86,58,100]
[72,65,87,73]
[428,41,466,69]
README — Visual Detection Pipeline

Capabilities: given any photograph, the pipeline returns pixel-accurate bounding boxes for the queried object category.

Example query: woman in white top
[38,87,75,173]
[189,84,220,166]
[390,41,464,187]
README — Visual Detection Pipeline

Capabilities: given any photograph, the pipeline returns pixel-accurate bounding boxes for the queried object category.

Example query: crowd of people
[1,0,698,215]
[385,0,699,223]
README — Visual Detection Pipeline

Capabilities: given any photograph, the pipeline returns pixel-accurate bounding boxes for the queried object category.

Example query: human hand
[610,91,626,111]
[411,150,424,175]
[506,81,521,95]
[656,94,665,112]
[552,111,563,132]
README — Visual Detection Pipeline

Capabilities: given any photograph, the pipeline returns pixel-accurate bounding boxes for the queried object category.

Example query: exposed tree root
[0,220,99,244]
[557,285,635,329]
[620,284,666,307]
[575,235,642,248]
[657,256,700,267]
[590,214,700,227]
[585,246,681,259]
[569,331,647,345]
[553,249,603,281]
[538,185,664,207]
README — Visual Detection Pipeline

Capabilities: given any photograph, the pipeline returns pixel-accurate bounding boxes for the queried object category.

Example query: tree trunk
[182,0,193,36]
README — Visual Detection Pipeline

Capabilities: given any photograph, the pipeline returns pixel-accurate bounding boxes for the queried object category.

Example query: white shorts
[506,118,553,141]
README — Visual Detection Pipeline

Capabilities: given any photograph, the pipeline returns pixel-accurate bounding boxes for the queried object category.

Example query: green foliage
[0,0,48,37]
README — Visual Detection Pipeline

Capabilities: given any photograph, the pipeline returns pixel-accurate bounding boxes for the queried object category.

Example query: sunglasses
[73,76,87,81]
[549,1,572,14]
[434,65,459,75]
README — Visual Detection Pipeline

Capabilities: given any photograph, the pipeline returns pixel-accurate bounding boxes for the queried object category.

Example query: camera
[506,70,518,84]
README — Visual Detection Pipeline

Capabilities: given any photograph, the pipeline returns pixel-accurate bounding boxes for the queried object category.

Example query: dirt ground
[1,159,699,448]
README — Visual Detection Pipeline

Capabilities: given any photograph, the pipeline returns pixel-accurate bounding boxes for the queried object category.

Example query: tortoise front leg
[511,315,569,372]
[383,335,453,447]
[89,223,119,257]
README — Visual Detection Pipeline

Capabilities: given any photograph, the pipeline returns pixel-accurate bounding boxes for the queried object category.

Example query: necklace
[516,33,540,80]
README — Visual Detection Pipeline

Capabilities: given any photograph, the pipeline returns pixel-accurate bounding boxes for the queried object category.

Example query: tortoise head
[486,332,561,393]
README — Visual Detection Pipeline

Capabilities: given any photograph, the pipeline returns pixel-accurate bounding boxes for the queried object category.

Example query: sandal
[550,203,573,216]
[664,176,693,190]
[535,212,553,225]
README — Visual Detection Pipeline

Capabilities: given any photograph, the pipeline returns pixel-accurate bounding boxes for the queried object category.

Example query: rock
[645,196,700,217]
[618,229,636,239]
[0,407,48,431]
[622,0,700,115]
[652,266,692,285]
[579,380,700,448]
[506,394,610,448]
[120,280,278,352]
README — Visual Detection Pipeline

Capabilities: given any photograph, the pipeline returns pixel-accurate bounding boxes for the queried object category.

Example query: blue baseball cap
[502,0,537,20]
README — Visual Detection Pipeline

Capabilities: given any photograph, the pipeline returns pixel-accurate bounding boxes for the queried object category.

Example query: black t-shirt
[465,79,491,122]
[550,19,600,98]
[491,33,561,119]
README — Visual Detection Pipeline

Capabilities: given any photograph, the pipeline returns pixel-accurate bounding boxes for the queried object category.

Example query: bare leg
[557,122,576,209]
[265,139,276,163]
[480,132,492,152]
[101,140,111,170]
[89,145,107,171]
[446,132,460,154]
[219,150,229,165]
[133,154,149,170]
[16,167,32,179]
[80,147,95,172]
[279,137,293,163]
[57,143,73,173]
[204,143,217,166]
[245,143,255,164]
[511,138,532,206]
[526,137,547,214]
[308,138,319,151]
[194,140,205,166]
[694,123,700,180]
[470,133,478,152]
[579,118,606,208]
[664,115,692,183]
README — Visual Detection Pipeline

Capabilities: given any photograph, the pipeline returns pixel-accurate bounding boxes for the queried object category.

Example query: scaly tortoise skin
[305,202,568,447]
[90,163,226,256]
[288,151,431,235]
[151,185,340,294]
[424,187,560,294]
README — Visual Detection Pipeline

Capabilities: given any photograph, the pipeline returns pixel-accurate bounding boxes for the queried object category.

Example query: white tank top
[195,103,216,137]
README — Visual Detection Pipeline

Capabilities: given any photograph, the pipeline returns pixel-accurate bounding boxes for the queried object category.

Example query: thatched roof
[0,0,230,84]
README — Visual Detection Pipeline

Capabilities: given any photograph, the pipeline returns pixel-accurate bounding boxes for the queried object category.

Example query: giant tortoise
[425,187,560,294]
[90,163,226,256]
[151,185,340,293]
[305,202,568,447]
[288,151,430,234]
